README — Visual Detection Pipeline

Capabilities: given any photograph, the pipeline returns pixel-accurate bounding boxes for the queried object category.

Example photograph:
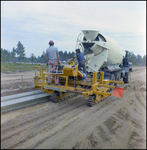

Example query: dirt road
[1,66,146,149]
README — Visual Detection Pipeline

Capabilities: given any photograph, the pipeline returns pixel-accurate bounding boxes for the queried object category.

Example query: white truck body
[75,30,124,73]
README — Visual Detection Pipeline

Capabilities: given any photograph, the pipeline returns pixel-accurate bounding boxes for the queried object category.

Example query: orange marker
[112,87,125,98]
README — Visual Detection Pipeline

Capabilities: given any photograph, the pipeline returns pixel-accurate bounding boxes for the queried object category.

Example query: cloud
[1,1,146,57]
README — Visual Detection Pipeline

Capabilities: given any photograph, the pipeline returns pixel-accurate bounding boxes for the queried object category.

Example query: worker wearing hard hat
[46,40,61,85]
[70,49,87,76]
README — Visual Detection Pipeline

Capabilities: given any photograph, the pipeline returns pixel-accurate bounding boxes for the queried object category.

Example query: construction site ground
[1,66,146,149]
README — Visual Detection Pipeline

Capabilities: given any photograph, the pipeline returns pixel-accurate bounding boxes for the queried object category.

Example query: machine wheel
[123,72,130,83]
[86,95,96,107]
[50,91,60,103]
[80,85,89,89]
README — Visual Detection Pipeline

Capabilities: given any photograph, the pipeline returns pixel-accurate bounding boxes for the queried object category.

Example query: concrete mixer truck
[33,30,132,106]
[74,30,132,84]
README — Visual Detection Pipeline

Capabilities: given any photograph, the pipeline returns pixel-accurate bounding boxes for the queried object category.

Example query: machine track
[51,92,78,103]
[86,95,109,107]
[50,92,60,103]
[86,95,96,107]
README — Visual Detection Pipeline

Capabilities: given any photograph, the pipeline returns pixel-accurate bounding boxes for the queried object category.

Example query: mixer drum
[76,30,124,72]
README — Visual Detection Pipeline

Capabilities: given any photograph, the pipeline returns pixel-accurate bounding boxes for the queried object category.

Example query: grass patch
[1,62,47,72]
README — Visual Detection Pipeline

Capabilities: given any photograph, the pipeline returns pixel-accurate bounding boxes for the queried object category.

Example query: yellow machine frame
[34,65,124,106]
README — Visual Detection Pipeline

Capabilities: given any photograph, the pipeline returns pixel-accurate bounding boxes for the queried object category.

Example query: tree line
[127,52,146,66]
[1,41,146,66]
[1,41,75,64]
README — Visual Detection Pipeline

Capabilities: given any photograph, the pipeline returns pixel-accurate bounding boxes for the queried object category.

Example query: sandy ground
[1,70,41,97]
[1,66,146,149]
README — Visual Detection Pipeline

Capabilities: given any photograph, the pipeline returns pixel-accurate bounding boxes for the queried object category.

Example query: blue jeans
[78,62,87,75]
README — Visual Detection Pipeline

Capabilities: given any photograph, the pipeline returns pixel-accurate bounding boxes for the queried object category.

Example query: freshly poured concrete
[1,90,51,113]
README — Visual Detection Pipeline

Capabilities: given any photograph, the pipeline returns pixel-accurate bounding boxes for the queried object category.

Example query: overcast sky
[1,1,146,58]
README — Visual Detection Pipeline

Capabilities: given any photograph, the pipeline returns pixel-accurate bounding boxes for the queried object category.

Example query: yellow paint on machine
[34,65,125,107]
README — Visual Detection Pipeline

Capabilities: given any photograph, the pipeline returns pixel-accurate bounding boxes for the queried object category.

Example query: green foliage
[38,51,46,63]
[11,47,16,63]
[15,41,26,63]
[1,62,46,72]
[127,51,146,66]
[41,54,45,63]
[59,50,75,61]
[142,55,146,66]
[30,53,36,64]
[1,42,145,67]
[1,48,11,62]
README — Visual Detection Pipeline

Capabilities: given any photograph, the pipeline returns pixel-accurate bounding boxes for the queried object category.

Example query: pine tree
[11,47,16,63]
[1,48,11,62]
[15,41,26,63]
[142,55,146,66]
[30,53,35,64]
[137,54,142,65]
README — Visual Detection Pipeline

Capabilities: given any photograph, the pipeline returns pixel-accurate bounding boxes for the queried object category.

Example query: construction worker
[70,49,87,76]
[46,40,61,85]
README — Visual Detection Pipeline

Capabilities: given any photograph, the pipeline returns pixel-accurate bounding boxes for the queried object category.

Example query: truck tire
[114,73,120,87]
[109,74,115,91]
[123,72,130,83]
